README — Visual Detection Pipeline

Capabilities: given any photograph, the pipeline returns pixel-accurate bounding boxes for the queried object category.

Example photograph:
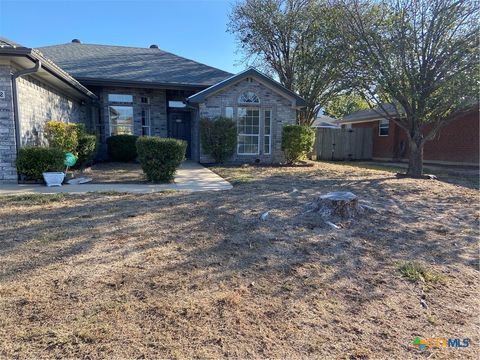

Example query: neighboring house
[337,105,479,166]
[311,114,339,128]
[0,37,305,183]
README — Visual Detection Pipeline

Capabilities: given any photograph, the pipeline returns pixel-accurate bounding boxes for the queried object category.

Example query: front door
[168,111,191,158]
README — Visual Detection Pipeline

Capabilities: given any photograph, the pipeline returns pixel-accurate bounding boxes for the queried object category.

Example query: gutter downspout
[12,59,42,153]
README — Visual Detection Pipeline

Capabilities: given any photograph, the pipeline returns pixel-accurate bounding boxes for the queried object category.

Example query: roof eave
[76,77,213,90]
[0,48,96,100]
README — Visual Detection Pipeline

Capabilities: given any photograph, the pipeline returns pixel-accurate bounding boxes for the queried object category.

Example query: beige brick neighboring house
[0,37,306,183]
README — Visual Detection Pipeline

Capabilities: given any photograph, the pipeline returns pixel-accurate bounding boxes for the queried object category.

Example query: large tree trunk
[407,136,424,177]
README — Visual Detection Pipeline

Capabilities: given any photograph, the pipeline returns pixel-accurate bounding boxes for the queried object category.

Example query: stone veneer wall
[16,74,88,146]
[0,64,17,183]
[95,87,167,158]
[198,77,296,164]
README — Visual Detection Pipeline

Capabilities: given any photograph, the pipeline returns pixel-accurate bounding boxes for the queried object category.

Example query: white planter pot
[43,172,65,187]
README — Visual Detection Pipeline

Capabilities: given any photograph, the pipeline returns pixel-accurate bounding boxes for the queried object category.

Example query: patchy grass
[332,161,479,189]
[398,261,445,284]
[0,161,478,359]
[3,193,66,204]
[74,162,146,183]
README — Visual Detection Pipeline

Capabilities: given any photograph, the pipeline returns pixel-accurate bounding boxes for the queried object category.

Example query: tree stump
[314,191,360,218]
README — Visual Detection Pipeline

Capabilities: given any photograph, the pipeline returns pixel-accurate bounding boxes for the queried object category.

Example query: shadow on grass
[0,166,477,300]
[322,160,479,190]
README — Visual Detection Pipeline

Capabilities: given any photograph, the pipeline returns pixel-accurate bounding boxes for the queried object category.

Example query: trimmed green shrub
[107,134,139,162]
[45,121,78,152]
[76,133,97,168]
[200,117,236,163]
[281,125,315,164]
[16,147,65,181]
[136,137,187,182]
[74,124,97,168]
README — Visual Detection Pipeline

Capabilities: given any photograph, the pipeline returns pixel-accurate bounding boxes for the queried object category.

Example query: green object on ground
[64,152,77,167]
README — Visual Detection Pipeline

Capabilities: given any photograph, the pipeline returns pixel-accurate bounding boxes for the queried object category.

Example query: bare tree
[339,0,479,176]
[229,0,347,125]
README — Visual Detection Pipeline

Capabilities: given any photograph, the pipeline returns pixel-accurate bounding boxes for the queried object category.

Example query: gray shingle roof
[338,104,399,123]
[312,114,338,127]
[0,37,95,99]
[0,37,24,48]
[38,42,232,88]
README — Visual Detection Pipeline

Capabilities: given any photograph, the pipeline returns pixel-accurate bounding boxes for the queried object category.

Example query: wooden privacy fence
[313,128,373,161]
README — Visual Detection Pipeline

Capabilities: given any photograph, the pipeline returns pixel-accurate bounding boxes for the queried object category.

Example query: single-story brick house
[0,37,305,183]
[337,105,479,166]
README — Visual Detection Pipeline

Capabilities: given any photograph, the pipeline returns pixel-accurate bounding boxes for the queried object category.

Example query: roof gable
[38,42,232,88]
[187,68,306,107]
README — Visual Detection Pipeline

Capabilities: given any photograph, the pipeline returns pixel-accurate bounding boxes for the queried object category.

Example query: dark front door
[168,111,191,158]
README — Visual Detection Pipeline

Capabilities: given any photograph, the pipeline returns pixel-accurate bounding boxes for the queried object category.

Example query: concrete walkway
[0,161,232,195]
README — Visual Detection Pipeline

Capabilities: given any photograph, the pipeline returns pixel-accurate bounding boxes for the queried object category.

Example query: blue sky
[0,0,244,73]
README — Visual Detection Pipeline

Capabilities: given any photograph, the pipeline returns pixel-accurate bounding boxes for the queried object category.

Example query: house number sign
[0,91,5,99]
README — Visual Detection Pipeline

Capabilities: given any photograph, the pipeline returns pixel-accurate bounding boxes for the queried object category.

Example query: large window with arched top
[238,91,260,104]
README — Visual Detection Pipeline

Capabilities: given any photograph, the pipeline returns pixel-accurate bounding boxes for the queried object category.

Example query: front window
[109,106,133,135]
[225,106,234,119]
[237,107,260,155]
[168,100,186,108]
[379,119,389,136]
[141,108,151,136]
[264,109,272,155]
[108,94,133,103]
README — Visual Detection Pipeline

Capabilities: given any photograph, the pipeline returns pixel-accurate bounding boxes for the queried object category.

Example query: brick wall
[0,64,17,183]
[0,65,91,183]
[94,87,167,158]
[352,121,399,159]
[198,77,296,164]
[16,74,87,147]
[351,110,479,165]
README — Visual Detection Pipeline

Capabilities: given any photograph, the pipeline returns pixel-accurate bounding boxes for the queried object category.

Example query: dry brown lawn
[0,162,478,359]
[75,162,146,183]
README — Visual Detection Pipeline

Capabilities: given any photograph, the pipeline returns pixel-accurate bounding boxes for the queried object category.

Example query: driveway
[0,161,232,194]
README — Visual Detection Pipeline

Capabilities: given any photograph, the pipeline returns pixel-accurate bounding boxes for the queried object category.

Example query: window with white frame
[237,107,260,154]
[168,100,186,108]
[225,106,234,119]
[109,106,134,135]
[379,119,389,136]
[108,94,133,103]
[238,91,260,104]
[264,109,272,155]
[141,108,151,136]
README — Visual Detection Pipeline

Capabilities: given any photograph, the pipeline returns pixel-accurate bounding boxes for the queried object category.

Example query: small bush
[200,117,236,163]
[75,125,97,168]
[136,137,187,182]
[107,135,139,162]
[45,121,78,152]
[281,125,315,164]
[16,147,65,181]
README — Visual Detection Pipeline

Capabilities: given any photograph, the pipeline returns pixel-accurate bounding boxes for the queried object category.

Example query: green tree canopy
[228,0,348,125]
[323,93,370,119]
[338,0,479,176]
